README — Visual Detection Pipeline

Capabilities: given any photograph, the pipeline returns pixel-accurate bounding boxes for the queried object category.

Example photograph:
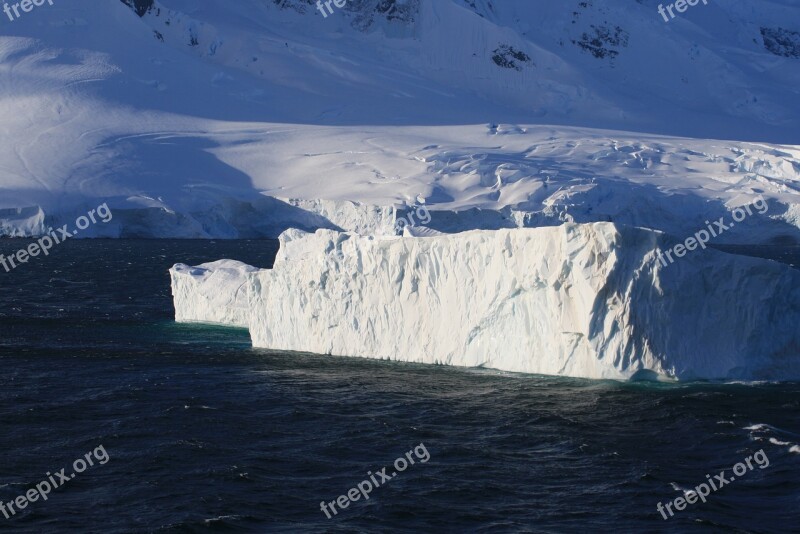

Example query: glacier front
[171,224,800,381]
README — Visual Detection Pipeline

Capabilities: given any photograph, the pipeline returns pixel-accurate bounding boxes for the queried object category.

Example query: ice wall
[171,260,259,328]
[244,224,800,380]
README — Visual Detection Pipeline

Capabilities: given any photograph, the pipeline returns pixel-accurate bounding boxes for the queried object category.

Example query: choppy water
[0,239,798,533]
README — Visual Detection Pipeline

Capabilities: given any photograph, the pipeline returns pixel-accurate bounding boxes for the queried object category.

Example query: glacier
[2,0,800,241]
[171,224,800,381]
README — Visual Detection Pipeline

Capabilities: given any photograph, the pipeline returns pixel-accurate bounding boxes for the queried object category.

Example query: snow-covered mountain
[1,0,799,240]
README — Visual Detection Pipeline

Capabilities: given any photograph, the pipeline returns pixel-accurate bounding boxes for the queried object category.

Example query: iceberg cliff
[170,260,259,328]
[171,224,800,381]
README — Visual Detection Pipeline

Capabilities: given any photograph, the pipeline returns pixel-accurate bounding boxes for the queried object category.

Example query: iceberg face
[170,260,260,328]
[172,224,800,381]
[0,206,46,237]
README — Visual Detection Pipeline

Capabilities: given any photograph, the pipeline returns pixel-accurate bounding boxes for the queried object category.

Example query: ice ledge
[171,223,800,381]
[170,260,259,328]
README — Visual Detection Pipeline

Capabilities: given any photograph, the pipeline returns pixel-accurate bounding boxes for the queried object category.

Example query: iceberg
[171,223,800,381]
[170,260,259,328]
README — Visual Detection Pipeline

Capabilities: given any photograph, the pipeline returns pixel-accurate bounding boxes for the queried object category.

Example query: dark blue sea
[0,239,799,533]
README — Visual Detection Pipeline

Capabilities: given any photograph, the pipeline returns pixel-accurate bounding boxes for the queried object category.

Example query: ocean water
[0,239,798,533]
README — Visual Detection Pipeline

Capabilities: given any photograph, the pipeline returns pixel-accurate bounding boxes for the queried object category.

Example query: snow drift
[171,224,800,381]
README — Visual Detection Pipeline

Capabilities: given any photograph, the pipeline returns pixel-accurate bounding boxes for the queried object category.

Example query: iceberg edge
[171,223,800,381]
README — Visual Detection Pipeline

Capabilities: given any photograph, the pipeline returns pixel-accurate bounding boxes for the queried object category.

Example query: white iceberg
[171,223,800,381]
[170,260,259,328]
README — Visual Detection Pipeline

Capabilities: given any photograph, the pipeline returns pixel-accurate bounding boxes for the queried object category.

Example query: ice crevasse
[171,223,800,381]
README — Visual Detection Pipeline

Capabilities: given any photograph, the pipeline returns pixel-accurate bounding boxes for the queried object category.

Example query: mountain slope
[0,0,798,240]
